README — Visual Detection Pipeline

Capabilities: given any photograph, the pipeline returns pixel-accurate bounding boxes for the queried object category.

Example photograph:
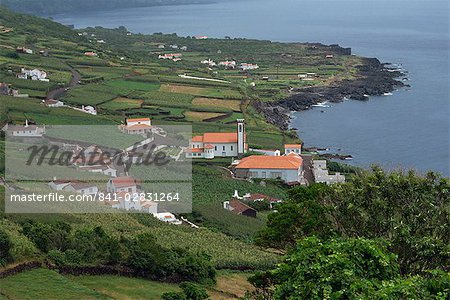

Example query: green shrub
[0,229,13,266]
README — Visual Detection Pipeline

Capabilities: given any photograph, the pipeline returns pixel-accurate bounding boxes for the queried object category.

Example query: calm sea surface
[52,0,450,175]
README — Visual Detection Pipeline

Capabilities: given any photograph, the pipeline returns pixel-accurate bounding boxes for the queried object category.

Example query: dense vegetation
[249,168,450,299]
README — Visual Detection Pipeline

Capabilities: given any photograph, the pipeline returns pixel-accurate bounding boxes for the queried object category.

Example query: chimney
[25,119,28,127]
[237,119,245,156]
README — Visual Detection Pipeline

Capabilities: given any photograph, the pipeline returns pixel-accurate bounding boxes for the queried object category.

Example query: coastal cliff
[254,57,406,130]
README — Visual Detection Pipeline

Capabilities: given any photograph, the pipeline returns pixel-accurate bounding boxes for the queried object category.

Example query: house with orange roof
[106,176,140,194]
[119,117,152,135]
[285,144,302,155]
[185,119,247,159]
[234,152,304,184]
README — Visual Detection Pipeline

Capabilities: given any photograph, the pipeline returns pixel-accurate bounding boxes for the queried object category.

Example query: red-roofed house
[107,176,140,193]
[185,119,247,159]
[223,199,257,218]
[119,117,152,135]
[234,153,304,183]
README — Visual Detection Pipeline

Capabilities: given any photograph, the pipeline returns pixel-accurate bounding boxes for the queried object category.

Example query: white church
[185,119,247,159]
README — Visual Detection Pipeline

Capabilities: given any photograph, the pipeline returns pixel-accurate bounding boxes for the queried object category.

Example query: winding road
[46,66,81,100]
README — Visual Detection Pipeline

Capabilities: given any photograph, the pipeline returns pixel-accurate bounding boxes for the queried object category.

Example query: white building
[80,105,97,115]
[43,99,64,107]
[235,153,304,184]
[106,191,158,214]
[240,63,259,71]
[107,176,140,194]
[4,120,45,137]
[312,160,345,185]
[153,212,182,225]
[79,165,117,177]
[201,59,216,67]
[284,144,302,155]
[218,61,236,69]
[63,181,99,195]
[17,68,48,81]
[48,179,72,191]
[185,119,247,159]
[119,117,152,135]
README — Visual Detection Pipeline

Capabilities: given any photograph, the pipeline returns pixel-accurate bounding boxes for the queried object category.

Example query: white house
[48,179,72,191]
[17,68,48,81]
[106,191,158,214]
[63,181,99,195]
[218,61,236,69]
[79,165,117,177]
[107,176,140,194]
[234,153,304,184]
[43,99,64,107]
[153,212,182,225]
[240,63,259,71]
[285,144,302,155]
[312,160,346,185]
[158,53,182,59]
[4,121,45,137]
[201,59,216,67]
[185,119,247,159]
[80,105,97,115]
[119,117,152,135]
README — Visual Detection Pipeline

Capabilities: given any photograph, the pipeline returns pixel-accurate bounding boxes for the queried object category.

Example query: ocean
[52,0,450,175]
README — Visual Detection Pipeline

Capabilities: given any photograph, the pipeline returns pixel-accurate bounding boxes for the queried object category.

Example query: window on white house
[215,146,217,151]
[231,145,233,151]
[223,146,225,151]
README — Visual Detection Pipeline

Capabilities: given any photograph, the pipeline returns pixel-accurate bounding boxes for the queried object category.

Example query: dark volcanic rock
[258,57,405,129]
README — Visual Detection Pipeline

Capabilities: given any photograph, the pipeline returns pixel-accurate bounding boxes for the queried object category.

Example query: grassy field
[0,269,108,300]
[0,269,253,300]
[99,97,143,110]
[192,97,241,111]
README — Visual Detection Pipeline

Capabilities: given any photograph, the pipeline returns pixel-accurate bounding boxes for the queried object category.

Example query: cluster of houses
[158,44,188,51]
[16,68,49,82]
[48,176,182,225]
[185,119,344,187]
[200,59,258,71]
[223,190,283,218]
[158,53,182,61]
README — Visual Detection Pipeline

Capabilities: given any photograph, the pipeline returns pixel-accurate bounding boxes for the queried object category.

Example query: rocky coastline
[254,57,407,130]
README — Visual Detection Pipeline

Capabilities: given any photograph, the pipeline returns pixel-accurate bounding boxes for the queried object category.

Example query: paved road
[46,67,81,100]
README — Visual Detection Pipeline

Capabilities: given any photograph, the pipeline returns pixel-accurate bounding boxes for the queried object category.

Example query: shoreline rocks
[254,56,406,130]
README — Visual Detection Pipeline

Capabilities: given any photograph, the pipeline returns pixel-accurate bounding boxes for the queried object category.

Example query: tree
[161,282,209,300]
[255,184,333,248]
[255,169,450,275]
[0,229,12,266]
[248,237,449,300]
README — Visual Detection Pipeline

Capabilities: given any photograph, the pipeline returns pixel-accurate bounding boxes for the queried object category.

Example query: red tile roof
[285,144,302,149]
[229,199,256,214]
[110,176,139,188]
[127,118,151,123]
[236,154,303,170]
